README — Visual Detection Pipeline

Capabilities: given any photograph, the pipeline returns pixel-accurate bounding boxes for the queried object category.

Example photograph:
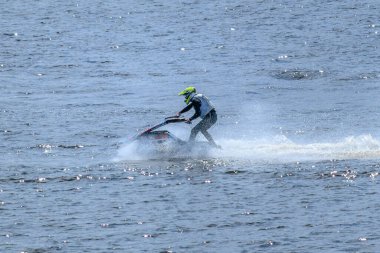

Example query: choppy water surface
[1,1,380,252]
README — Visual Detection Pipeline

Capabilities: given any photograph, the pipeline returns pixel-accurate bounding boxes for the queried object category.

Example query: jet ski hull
[133,130,213,158]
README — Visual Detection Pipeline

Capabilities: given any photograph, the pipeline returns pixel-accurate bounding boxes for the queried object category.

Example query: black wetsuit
[179,96,218,146]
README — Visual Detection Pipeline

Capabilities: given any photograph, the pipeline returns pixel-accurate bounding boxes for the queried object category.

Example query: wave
[214,134,380,162]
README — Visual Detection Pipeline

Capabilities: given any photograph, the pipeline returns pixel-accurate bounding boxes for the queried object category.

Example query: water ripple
[271,69,325,80]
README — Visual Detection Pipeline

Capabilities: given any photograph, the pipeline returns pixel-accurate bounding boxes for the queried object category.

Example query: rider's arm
[189,98,201,121]
[179,102,193,114]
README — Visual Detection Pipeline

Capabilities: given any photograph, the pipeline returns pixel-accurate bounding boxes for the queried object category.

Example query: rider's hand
[176,112,181,117]
[185,118,192,124]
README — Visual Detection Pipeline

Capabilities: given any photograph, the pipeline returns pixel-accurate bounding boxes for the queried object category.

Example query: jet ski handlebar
[165,116,188,124]
[133,116,191,139]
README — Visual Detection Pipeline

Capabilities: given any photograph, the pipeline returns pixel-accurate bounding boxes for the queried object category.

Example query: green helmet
[178,86,196,104]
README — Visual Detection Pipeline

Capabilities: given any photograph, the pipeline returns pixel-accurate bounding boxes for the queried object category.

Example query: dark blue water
[1,1,380,252]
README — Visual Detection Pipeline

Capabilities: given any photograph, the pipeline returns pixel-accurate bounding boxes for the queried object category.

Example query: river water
[1,1,380,252]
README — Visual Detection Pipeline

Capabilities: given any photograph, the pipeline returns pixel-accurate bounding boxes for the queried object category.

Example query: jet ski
[130,116,215,157]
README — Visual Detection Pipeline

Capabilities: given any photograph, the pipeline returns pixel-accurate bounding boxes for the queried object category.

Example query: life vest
[190,94,215,119]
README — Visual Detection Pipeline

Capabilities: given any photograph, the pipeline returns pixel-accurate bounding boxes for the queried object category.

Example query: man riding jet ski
[129,87,220,157]
[176,86,220,149]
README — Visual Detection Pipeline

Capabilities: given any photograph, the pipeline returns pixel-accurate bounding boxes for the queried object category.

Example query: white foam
[113,142,145,162]
[114,134,380,163]
[213,134,380,162]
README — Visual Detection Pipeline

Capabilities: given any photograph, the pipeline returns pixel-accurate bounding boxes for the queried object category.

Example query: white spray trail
[114,101,380,162]
[213,134,380,162]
